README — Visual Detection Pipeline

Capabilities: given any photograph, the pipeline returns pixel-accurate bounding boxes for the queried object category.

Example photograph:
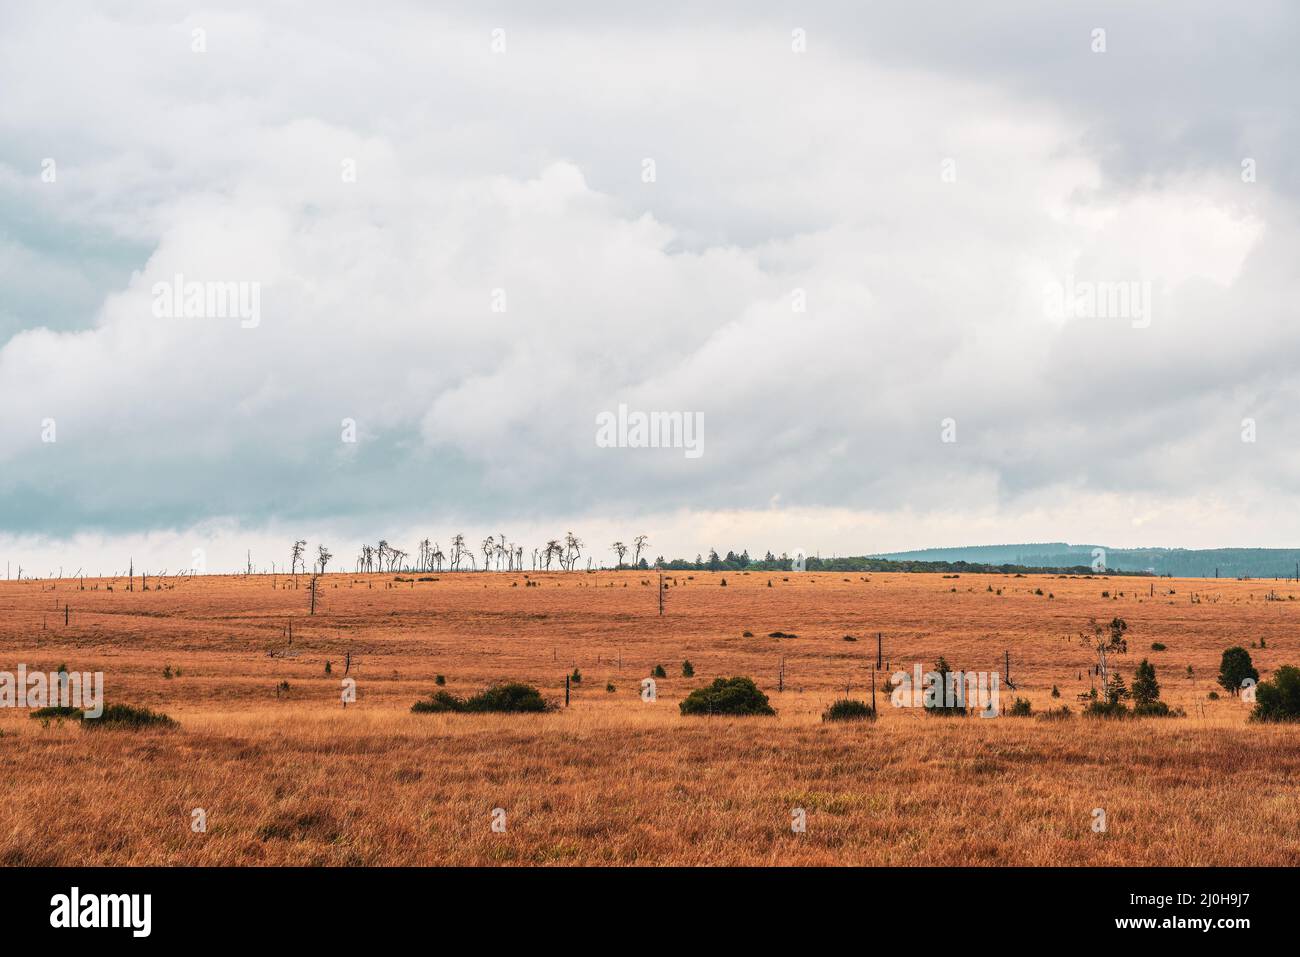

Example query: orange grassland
[1,568,1298,866]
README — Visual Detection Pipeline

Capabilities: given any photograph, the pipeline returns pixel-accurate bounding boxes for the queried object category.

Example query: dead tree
[564,532,582,571]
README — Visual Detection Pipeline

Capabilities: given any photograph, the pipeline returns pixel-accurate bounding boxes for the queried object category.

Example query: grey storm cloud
[0,1,1296,569]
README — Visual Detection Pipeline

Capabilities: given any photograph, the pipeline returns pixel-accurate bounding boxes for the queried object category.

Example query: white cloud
[0,2,1294,570]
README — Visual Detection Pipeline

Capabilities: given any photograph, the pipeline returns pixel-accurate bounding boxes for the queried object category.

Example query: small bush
[1009,697,1032,717]
[412,683,550,714]
[464,683,550,713]
[605,682,615,693]
[843,634,858,642]
[652,664,667,678]
[821,699,874,722]
[742,631,754,638]
[29,706,84,721]
[435,674,446,686]
[1150,642,1166,651]
[679,677,775,716]
[570,668,582,684]
[681,660,695,678]
[1250,665,1300,722]
[1084,699,1129,718]
[410,690,464,713]
[1208,691,1220,700]
[1051,685,1060,698]
[83,704,176,730]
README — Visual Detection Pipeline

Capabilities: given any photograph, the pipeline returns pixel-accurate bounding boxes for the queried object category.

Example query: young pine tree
[1131,659,1160,707]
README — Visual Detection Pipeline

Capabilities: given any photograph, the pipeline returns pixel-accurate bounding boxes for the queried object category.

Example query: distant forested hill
[871,544,1300,578]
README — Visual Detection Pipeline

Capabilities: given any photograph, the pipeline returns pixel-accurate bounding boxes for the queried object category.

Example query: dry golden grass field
[2,569,1299,866]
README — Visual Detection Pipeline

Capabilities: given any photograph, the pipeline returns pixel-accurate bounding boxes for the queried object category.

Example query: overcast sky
[1,1,1297,573]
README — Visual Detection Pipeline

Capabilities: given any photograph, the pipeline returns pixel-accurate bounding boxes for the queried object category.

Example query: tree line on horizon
[278,539,1147,577]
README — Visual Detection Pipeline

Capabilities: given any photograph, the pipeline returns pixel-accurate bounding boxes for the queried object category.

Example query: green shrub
[412,683,550,714]
[605,682,615,693]
[821,699,874,722]
[1084,698,1129,718]
[410,690,464,713]
[435,674,446,686]
[570,668,582,684]
[679,677,775,716]
[1208,691,1220,700]
[652,664,667,678]
[83,704,176,730]
[1050,685,1061,698]
[1150,642,1166,651]
[1009,697,1032,717]
[681,660,695,678]
[464,683,549,712]
[1218,646,1259,694]
[1250,665,1300,722]
[29,706,84,721]
[467,681,548,712]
